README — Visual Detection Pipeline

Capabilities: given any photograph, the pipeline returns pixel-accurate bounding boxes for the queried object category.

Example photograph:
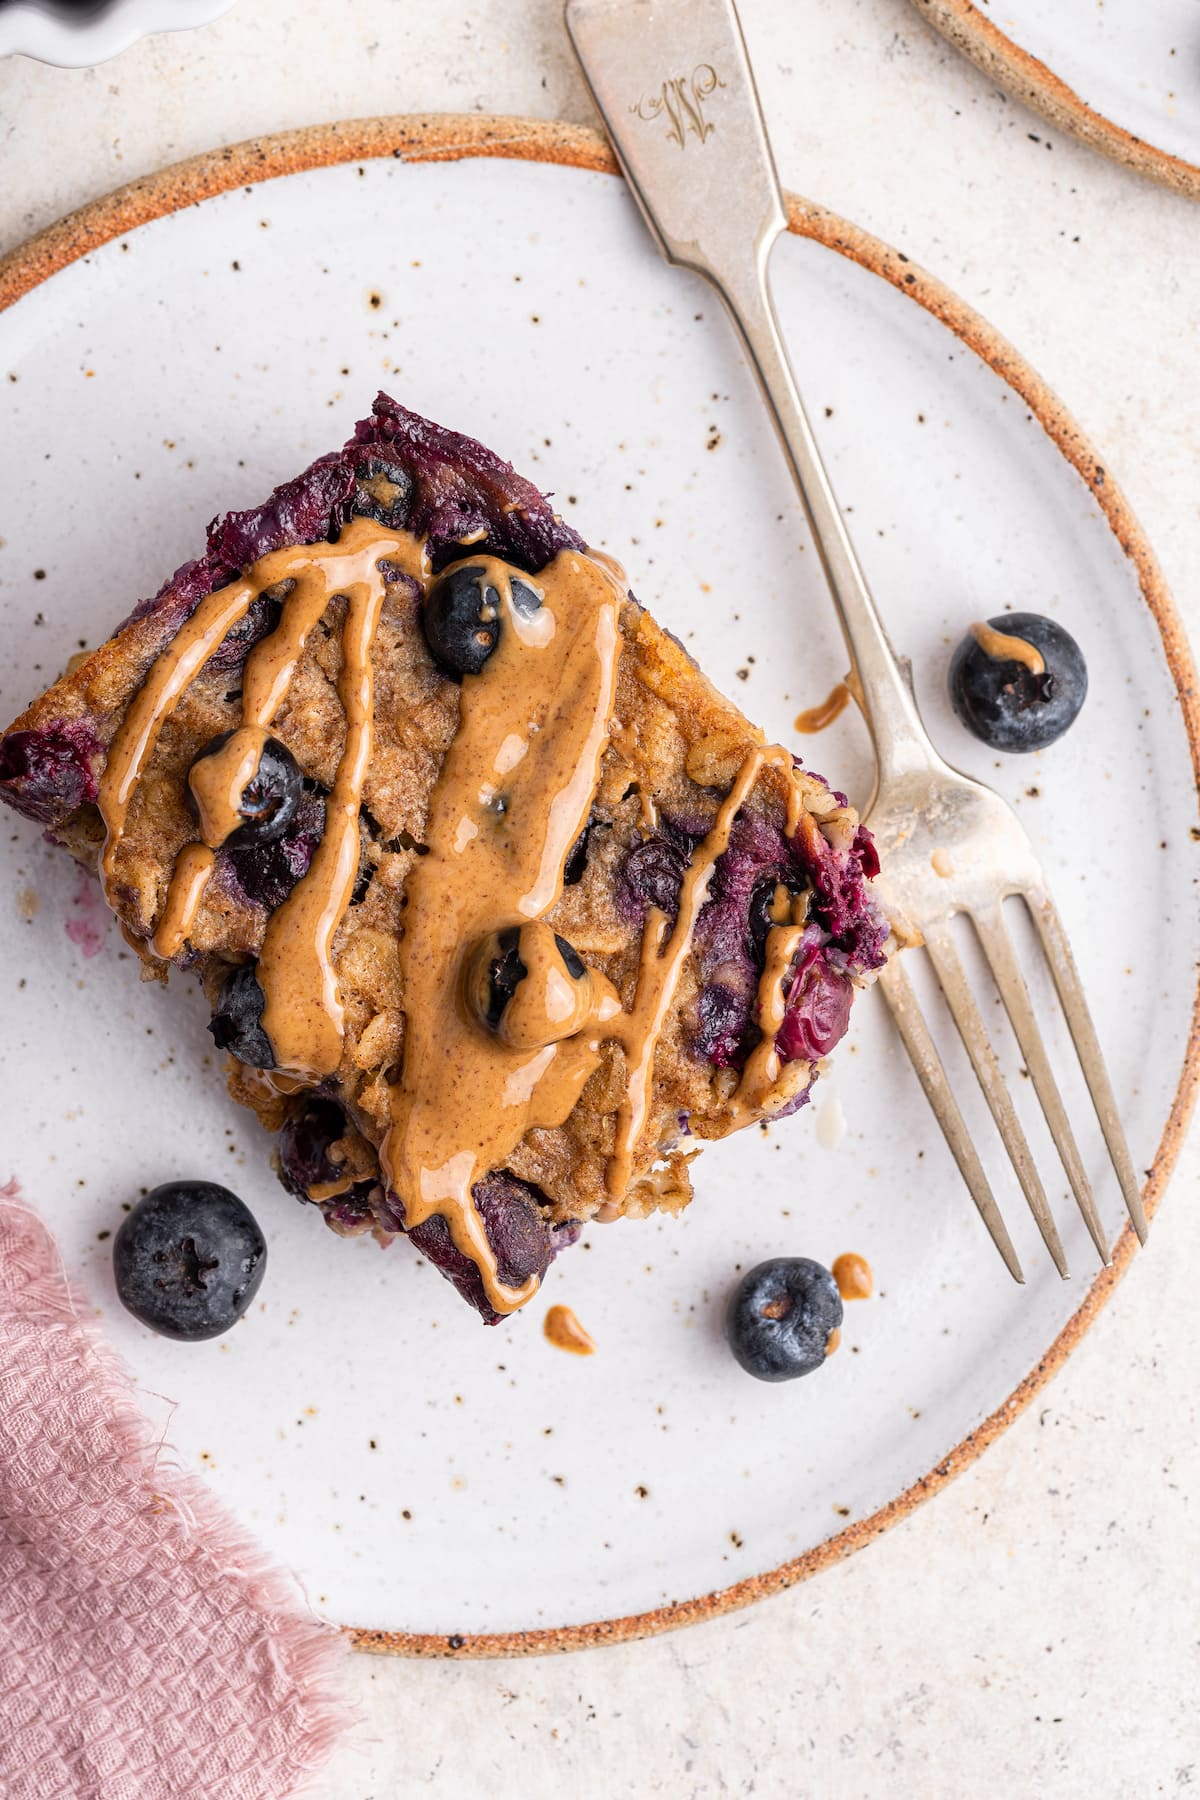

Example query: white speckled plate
[0,119,1196,1654]
[912,0,1200,198]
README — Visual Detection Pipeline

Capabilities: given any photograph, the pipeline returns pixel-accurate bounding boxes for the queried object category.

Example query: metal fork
[565,0,1149,1279]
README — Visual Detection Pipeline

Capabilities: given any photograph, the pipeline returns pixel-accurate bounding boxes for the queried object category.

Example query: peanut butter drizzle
[719,912,810,1130]
[543,1303,596,1356]
[794,681,850,735]
[256,566,391,1077]
[98,575,264,894]
[602,749,765,1201]
[380,551,626,1316]
[151,843,215,960]
[969,620,1045,676]
[100,518,418,976]
[188,726,270,848]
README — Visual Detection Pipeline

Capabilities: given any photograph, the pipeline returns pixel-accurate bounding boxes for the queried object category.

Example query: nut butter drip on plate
[543,1303,596,1355]
[793,680,850,735]
[379,552,626,1316]
[969,620,1045,676]
[832,1251,873,1300]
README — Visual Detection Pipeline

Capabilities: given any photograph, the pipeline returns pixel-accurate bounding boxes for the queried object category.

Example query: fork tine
[921,927,1069,1277]
[1025,890,1150,1245]
[973,907,1110,1268]
[878,957,1024,1282]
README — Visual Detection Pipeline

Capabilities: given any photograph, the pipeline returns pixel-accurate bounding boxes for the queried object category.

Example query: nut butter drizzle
[720,909,811,1129]
[602,749,765,1203]
[969,620,1045,676]
[600,744,811,1192]
[97,518,417,962]
[378,553,625,1315]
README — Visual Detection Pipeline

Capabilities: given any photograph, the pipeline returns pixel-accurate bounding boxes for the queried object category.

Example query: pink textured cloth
[0,1183,350,1799]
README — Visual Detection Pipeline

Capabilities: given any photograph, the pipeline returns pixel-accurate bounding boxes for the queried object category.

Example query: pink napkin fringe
[0,1181,351,1800]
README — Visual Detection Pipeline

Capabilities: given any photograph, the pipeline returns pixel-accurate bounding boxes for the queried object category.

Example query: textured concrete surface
[3,2,1198,1794]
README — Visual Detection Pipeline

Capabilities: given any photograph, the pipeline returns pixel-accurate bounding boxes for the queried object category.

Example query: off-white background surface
[2,2,1198,1795]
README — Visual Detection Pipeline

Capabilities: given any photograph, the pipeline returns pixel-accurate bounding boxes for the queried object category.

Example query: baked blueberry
[422,561,541,678]
[208,587,286,673]
[466,922,593,1049]
[352,455,413,528]
[189,730,303,846]
[223,786,324,910]
[404,1171,555,1326]
[725,1257,843,1381]
[948,612,1087,753]
[277,1096,350,1199]
[208,963,275,1068]
[0,721,100,825]
[113,1180,266,1341]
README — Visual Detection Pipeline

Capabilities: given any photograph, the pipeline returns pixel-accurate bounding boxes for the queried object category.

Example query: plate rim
[909,0,1200,202]
[2,113,1197,1659]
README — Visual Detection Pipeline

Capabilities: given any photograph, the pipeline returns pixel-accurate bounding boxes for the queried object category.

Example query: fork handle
[712,251,940,791]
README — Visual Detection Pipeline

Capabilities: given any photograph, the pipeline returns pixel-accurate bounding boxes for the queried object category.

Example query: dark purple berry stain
[618,815,701,922]
[643,798,886,1083]
[207,588,285,674]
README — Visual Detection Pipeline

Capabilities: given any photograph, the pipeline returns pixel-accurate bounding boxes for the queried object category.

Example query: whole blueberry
[725,1257,843,1382]
[208,963,275,1068]
[189,731,303,846]
[113,1180,267,1341]
[421,561,540,678]
[948,612,1087,753]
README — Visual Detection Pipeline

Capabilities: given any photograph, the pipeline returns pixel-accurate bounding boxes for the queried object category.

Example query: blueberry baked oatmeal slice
[0,395,887,1323]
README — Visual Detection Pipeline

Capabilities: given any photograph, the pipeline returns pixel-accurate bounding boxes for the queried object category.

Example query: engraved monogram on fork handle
[565,0,1149,1277]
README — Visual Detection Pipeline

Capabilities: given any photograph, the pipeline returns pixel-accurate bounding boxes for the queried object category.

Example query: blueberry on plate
[208,963,274,1068]
[113,1180,267,1341]
[422,561,541,678]
[948,612,1087,753]
[725,1257,843,1382]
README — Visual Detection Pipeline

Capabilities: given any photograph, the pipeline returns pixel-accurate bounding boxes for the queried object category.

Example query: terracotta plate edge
[909,0,1200,201]
[1,113,1196,1659]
